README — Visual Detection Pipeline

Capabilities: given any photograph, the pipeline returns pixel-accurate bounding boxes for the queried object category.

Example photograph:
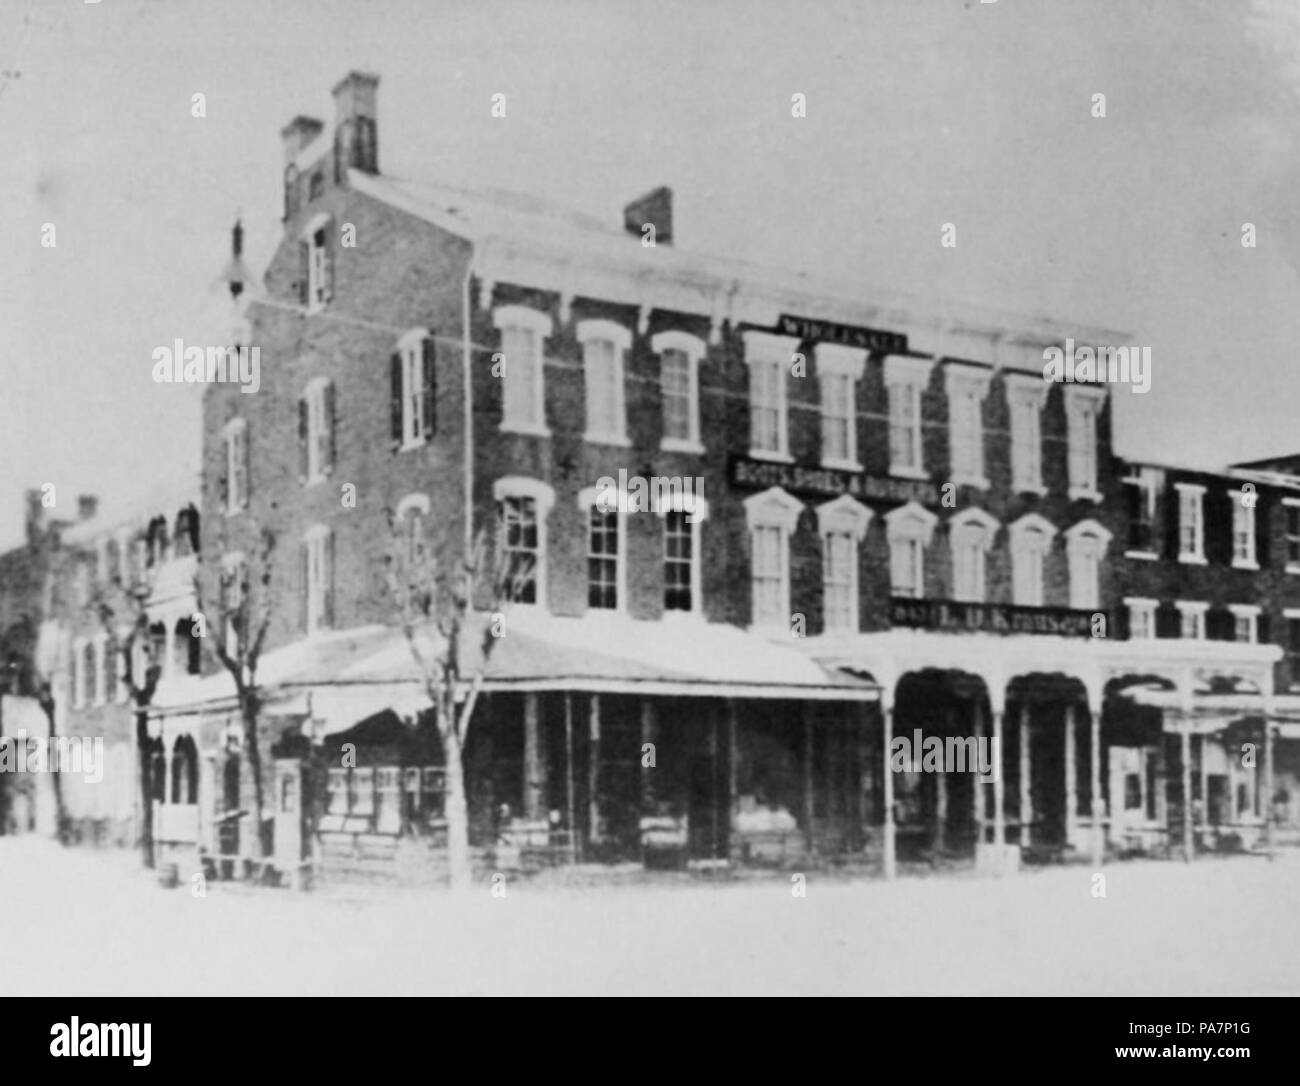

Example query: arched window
[171,735,198,804]
[147,738,166,804]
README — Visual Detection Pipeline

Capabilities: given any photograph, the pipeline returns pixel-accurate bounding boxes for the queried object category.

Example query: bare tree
[381,514,524,891]
[197,522,279,858]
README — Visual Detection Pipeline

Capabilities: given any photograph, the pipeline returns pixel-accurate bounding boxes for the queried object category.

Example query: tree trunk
[136,709,154,868]
[244,703,269,857]
[443,718,472,892]
[41,699,67,844]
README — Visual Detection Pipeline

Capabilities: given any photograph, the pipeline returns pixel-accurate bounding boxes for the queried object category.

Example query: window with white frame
[1286,500,1300,572]
[948,507,999,603]
[944,365,992,488]
[1175,482,1206,563]
[1176,600,1208,640]
[1229,604,1260,644]
[884,356,933,479]
[1009,514,1057,607]
[1065,519,1112,611]
[816,345,866,470]
[1231,489,1257,568]
[1122,465,1158,555]
[494,306,552,436]
[885,501,938,599]
[578,486,625,612]
[494,477,555,608]
[301,378,335,482]
[653,331,705,452]
[306,225,330,311]
[743,331,797,460]
[303,526,333,634]
[743,488,803,629]
[577,319,630,446]
[395,494,430,566]
[390,330,435,449]
[1004,374,1048,495]
[1125,598,1157,640]
[816,495,871,633]
[223,418,249,514]
[659,493,709,615]
[1064,386,1106,500]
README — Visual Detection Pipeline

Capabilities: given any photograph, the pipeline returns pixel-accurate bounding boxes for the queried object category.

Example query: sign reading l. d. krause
[729,455,938,505]
[890,598,1100,639]
[775,314,908,356]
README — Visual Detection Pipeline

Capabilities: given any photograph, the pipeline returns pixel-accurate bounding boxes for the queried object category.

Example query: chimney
[332,71,380,177]
[77,495,98,522]
[220,217,254,301]
[281,115,325,165]
[624,186,673,246]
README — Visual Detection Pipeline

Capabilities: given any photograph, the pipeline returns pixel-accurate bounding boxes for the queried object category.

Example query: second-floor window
[1010,514,1057,608]
[1065,520,1111,611]
[949,508,999,603]
[743,487,803,630]
[1231,490,1257,568]
[816,495,871,633]
[885,501,938,600]
[1123,467,1156,554]
[494,307,552,436]
[587,506,620,610]
[390,332,435,449]
[652,331,705,453]
[303,527,334,634]
[1065,386,1105,500]
[816,344,866,470]
[743,331,796,460]
[1005,375,1047,494]
[299,216,333,312]
[660,495,708,615]
[223,419,249,514]
[300,379,336,482]
[1176,483,1205,563]
[884,356,933,479]
[494,477,555,608]
[577,319,630,446]
[944,365,992,488]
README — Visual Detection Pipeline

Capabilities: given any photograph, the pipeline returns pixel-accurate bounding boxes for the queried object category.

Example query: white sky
[3,0,1300,548]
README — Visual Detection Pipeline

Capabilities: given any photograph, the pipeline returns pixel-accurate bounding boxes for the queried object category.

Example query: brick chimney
[281,115,325,165]
[77,495,98,522]
[332,71,380,178]
[624,186,672,246]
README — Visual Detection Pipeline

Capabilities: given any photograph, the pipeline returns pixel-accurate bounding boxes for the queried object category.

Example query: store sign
[775,314,908,356]
[729,455,937,505]
[890,598,1101,639]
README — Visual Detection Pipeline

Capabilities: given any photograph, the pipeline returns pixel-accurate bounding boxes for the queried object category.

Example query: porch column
[802,708,815,855]
[935,705,954,854]
[726,700,739,860]
[1180,711,1193,862]
[1265,719,1276,849]
[882,701,896,880]
[523,692,544,821]
[1198,733,1208,832]
[1155,733,1168,830]
[564,694,577,863]
[1064,705,1078,848]
[972,700,984,844]
[1018,702,1032,848]
[640,700,657,815]
[1089,705,1103,867]
[588,694,601,846]
[990,702,1005,848]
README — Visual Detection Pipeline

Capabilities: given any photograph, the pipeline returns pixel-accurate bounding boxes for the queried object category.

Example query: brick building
[145,70,1287,883]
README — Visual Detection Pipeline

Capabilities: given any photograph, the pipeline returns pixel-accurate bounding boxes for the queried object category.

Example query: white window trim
[1124,597,1158,640]
[1064,385,1107,502]
[815,495,871,634]
[743,487,804,631]
[1004,373,1049,496]
[884,500,939,599]
[883,355,934,481]
[578,486,629,615]
[1008,513,1058,608]
[576,319,631,447]
[493,306,553,438]
[742,331,798,463]
[1174,482,1207,565]
[1284,498,1300,574]
[302,524,333,636]
[652,331,706,454]
[395,328,431,452]
[1064,518,1113,612]
[655,490,709,619]
[943,363,993,490]
[493,476,556,611]
[222,417,248,516]
[1228,603,1261,644]
[304,376,333,483]
[302,213,331,314]
[1229,488,1258,570]
[948,506,1000,603]
[815,344,867,471]
[1174,600,1209,641]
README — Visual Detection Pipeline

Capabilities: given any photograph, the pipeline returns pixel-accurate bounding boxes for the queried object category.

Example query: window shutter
[325,380,337,472]
[298,241,310,306]
[323,228,334,304]
[422,336,436,439]
[390,352,403,444]
[1205,491,1232,565]
[1156,603,1179,639]
[297,397,309,482]
[1163,487,1180,560]
[1256,496,1270,567]
[323,532,335,629]
[1258,611,1271,645]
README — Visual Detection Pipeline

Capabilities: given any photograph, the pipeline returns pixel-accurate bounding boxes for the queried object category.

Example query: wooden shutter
[297,397,309,482]
[1205,490,1232,565]
[422,336,436,439]
[1163,485,1181,560]
[390,352,403,444]
[324,531,335,629]
[1256,495,1270,567]
[325,380,337,472]
[298,241,310,306]
[1258,611,1271,646]
[322,225,334,304]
